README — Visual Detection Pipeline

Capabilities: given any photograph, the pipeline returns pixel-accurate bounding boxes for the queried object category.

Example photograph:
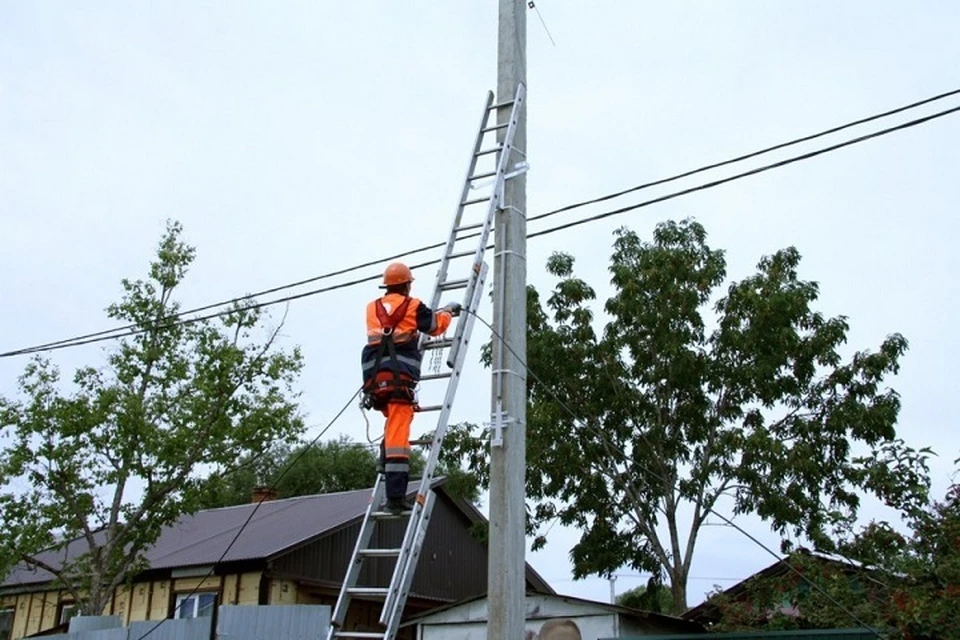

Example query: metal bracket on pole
[504,161,529,180]
[491,368,524,379]
[494,249,526,261]
[486,401,516,448]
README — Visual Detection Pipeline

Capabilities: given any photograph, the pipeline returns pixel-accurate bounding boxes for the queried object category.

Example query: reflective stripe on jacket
[361,294,453,383]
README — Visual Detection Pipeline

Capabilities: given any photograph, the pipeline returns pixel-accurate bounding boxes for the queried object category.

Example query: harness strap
[363,297,415,406]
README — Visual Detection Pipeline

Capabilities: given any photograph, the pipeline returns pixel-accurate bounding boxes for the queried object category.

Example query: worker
[361,262,461,513]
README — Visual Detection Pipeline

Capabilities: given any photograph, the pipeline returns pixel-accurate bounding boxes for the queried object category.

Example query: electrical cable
[526,102,960,239]
[3,95,960,360]
[466,309,887,638]
[0,242,446,356]
[526,87,960,224]
[133,385,362,640]
[527,1,557,47]
[48,85,955,354]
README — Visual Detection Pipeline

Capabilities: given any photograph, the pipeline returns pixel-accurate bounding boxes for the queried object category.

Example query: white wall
[420,614,618,640]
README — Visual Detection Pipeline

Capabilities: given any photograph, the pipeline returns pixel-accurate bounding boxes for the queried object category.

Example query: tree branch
[20,553,84,607]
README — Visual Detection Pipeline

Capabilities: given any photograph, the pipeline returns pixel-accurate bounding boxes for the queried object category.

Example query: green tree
[199,433,480,508]
[443,219,929,612]
[199,436,379,508]
[0,221,304,616]
[616,578,675,614]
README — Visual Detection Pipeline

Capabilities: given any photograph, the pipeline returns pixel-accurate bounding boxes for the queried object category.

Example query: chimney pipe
[251,486,278,504]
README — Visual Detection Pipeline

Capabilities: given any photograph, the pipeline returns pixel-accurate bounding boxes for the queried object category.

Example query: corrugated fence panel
[74,629,128,640]
[216,604,330,640]
[127,617,212,640]
[68,616,123,632]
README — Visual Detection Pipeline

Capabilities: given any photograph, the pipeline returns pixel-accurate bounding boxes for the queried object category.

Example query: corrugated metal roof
[3,484,424,589]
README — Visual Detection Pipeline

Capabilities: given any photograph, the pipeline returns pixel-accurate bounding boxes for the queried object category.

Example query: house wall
[419,615,619,640]
[270,492,507,603]
[1,571,266,640]
[409,595,698,639]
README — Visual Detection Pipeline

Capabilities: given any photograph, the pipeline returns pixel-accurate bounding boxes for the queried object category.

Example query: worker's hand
[442,302,463,317]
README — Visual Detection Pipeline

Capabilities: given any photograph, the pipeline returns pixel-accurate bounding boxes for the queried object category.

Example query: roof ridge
[197,487,372,513]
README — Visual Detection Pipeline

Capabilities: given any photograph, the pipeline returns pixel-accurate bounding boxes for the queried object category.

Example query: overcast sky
[2,2,958,609]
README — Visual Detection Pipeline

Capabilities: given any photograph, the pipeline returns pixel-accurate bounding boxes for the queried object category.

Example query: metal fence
[38,605,330,640]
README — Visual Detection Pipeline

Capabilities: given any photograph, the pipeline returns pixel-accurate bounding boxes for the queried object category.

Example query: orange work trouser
[381,402,414,499]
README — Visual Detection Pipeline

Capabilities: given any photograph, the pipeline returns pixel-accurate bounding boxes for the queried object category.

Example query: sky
[2,1,959,611]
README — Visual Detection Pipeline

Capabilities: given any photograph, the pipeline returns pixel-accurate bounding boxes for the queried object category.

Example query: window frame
[57,601,79,627]
[0,607,14,640]
[172,591,218,620]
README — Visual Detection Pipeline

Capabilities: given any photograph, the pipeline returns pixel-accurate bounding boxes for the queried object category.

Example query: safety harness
[361,296,418,411]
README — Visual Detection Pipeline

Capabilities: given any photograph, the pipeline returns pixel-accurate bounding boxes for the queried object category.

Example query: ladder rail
[327,478,387,639]
[447,83,525,369]
[382,491,438,637]
[427,91,495,314]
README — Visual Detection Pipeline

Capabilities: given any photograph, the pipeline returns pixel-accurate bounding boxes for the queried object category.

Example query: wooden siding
[148,579,171,621]
[1,571,265,640]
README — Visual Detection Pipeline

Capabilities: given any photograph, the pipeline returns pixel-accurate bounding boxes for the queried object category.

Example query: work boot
[384,497,415,514]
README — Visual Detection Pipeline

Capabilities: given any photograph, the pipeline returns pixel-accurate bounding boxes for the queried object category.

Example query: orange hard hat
[382,262,414,287]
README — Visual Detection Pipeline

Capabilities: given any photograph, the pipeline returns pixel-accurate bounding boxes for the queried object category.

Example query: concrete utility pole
[488,0,527,639]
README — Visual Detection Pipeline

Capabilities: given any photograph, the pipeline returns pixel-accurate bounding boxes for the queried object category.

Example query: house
[0,481,553,640]
[682,550,883,631]
[400,592,704,638]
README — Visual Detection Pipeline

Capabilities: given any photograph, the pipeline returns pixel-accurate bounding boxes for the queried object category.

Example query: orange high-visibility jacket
[361,294,452,383]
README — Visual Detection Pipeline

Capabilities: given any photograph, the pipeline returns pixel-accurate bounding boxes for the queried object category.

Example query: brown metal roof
[2,485,397,589]
[2,480,556,599]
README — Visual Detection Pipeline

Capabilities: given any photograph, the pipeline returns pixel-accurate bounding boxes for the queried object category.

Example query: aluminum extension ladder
[326,84,526,640]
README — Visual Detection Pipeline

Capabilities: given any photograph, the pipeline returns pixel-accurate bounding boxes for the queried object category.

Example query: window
[174,592,217,620]
[58,602,79,626]
[0,608,13,640]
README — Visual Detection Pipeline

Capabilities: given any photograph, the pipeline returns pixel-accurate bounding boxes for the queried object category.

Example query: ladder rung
[474,145,501,157]
[488,99,515,111]
[419,371,452,382]
[448,249,475,260]
[482,122,509,133]
[348,587,389,597]
[417,404,444,413]
[358,548,401,558]
[460,195,490,207]
[469,170,497,181]
[409,438,432,446]
[439,278,469,291]
[371,510,411,519]
[422,338,453,351]
[455,224,483,236]
[333,632,386,639]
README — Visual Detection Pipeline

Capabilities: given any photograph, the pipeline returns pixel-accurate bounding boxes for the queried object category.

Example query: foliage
[0,221,304,615]
[200,432,480,508]
[703,479,960,638]
[199,436,380,508]
[441,219,929,612]
[616,577,675,615]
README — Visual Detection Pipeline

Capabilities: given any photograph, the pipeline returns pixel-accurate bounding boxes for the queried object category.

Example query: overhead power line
[6,87,956,358]
[3,92,959,359]
[527,102,960,239]
[528,86,960,223]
